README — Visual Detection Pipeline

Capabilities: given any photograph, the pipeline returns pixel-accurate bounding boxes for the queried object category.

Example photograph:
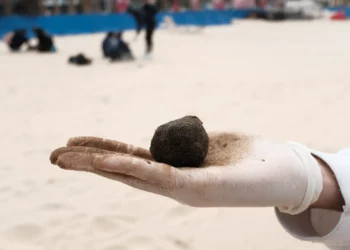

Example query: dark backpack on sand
[68,53,92,66]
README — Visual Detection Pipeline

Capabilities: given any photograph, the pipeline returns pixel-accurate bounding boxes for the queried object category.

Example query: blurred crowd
[0,0,341,16]
[0,0,283,15]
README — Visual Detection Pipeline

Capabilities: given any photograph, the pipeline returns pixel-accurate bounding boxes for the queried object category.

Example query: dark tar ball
[150,116,209,167]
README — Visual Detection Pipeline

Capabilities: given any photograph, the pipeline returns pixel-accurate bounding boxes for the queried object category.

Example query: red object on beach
[213,0,225,9]
[232,0,255,8]
[172,0,180,12]
[191,0,200,10]
[115,0,129,13]
[331,11,347,20]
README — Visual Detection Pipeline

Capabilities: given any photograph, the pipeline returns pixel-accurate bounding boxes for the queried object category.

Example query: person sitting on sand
[3,29,30,52]
[102,32,114,58]
[51,132,350,250]
[102,31,134,62]
[30,27,56,53]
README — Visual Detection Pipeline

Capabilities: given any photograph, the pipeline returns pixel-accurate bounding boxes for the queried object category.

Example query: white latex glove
[50,132,323,215]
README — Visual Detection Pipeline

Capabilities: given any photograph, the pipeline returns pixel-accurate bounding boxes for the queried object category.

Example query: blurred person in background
[29,27,57,52]
[3,29,31,52]
[127,0,159,59]
[102,31,134,61]
[102,32,114,58]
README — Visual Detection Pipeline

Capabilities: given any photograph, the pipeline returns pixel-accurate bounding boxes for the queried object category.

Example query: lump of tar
[150,116,209,167]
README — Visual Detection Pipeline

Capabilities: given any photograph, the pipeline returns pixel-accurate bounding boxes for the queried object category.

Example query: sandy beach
[1,20,350,250]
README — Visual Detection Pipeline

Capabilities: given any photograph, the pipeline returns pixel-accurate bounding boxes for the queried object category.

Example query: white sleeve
[275,146,350,250]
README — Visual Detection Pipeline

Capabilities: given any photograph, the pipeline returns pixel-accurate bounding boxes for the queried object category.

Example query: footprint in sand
[121,235,154,250]
[164,204,195,225]
[48,212,87,228]
[46,178,56,185]
[6,223,43,242]
[7,86,17,95]
[91,215,121,231]
[40,202,71,211]
[167,236,191,250]
[0,186,11,194]
[100,96,110,105]
[103,244,128,250]
[113,214,138,224]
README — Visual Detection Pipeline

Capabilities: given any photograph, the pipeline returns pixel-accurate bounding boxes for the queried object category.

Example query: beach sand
[1,20,349,250]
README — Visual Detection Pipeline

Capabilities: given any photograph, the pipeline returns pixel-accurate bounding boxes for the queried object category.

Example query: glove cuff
[278,142,323,215]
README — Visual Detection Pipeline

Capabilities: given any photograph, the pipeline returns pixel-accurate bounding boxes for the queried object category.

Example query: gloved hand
[50,131,323,215]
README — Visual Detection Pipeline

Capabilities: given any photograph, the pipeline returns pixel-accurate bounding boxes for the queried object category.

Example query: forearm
[310,155,344,211]
[275,146,350,249]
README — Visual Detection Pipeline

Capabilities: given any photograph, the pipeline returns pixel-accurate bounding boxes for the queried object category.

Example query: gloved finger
[67,136,153,160]
[54,152,169,197]
[56,152,180,189]
[50,146,115,164]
